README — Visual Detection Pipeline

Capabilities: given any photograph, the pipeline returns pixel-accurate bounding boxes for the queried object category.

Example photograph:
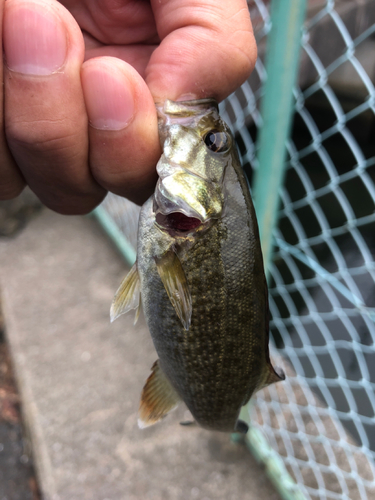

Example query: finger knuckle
[6,118,79,158]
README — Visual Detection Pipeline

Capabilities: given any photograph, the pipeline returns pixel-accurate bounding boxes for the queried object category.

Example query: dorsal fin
[110,262,140,324]
[138,360,181,428]
[154,249,192,331]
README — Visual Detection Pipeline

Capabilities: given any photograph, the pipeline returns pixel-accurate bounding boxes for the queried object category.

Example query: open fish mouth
[153,171,223,238]
[155,211,202,236]
[152,178,207,237]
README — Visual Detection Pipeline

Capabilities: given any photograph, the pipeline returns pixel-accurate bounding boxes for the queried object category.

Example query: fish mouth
[153,173,223,224]
[155,211,202,237]
[153,173,221,238]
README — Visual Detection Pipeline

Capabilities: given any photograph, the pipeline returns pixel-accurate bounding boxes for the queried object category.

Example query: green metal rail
[93,205,136,265]
[253,0,308,276]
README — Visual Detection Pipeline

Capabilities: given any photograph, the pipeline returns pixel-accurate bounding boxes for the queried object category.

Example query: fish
[111,98,285,433]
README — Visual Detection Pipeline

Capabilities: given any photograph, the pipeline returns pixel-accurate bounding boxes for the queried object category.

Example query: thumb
[145,0,256,102]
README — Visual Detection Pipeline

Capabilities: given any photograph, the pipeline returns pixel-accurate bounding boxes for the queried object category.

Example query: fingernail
[82,66,135,131]
[4,6,67,75]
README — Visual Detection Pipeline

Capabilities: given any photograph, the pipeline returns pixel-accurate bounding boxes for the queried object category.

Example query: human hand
[1,0,257,214]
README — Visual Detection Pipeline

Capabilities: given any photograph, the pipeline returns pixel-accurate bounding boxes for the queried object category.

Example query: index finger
[146,0,256,102]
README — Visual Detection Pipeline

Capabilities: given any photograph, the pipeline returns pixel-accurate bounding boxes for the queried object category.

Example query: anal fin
[110,262,140,324]
[138,360,181,429]
[258,363,286,391]
[155,249,192,331]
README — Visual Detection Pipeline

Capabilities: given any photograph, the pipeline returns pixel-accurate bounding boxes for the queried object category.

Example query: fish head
[153,99,235,238]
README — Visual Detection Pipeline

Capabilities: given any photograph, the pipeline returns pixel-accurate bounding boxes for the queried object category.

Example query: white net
[228,1,375,499]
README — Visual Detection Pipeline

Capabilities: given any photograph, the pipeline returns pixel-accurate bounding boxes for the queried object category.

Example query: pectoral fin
[110,262,140,324]
[138,360,181,429]
[155,250,192,331]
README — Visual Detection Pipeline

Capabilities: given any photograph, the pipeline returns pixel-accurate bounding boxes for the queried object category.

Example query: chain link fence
[96,1,375,498]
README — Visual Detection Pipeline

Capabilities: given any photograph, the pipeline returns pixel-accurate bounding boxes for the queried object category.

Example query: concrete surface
[0,208,280,500]
[0,316,40,500]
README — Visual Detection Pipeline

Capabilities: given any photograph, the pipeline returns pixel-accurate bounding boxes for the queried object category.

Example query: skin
[0,0,257,214]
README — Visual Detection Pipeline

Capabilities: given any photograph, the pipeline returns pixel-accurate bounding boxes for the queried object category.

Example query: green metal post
[92,206,136,266]
[252,0,308,274]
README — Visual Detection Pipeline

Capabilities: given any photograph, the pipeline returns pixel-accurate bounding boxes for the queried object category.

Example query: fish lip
[153,189,217,239]
[153,187,205,222]
[153,193,212,237]
[153,175,220,223]
[154,202,206,224]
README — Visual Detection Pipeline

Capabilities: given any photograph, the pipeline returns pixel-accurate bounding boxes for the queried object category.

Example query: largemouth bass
[111,99,284,433]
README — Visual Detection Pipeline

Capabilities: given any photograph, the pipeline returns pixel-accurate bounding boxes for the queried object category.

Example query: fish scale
[111,99,285,433]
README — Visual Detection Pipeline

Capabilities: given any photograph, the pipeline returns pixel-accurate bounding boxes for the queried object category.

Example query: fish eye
[203,129,229,153]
